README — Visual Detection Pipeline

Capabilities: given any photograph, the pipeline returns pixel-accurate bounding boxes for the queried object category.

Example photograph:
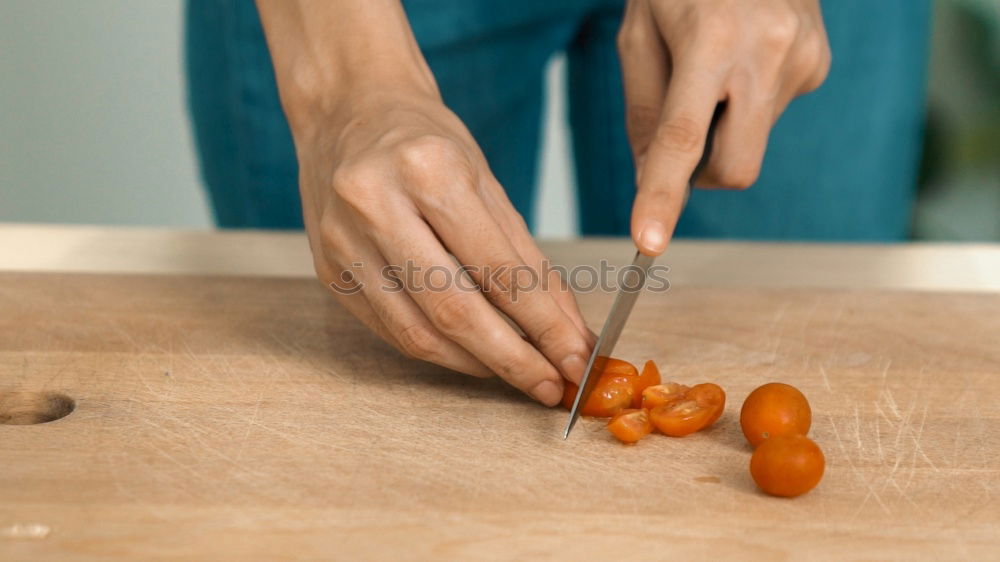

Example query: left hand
[618,0,832,255]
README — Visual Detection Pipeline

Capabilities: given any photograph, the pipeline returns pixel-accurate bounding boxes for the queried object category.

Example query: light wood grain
[1,271,997,561]
[2,223,999,292]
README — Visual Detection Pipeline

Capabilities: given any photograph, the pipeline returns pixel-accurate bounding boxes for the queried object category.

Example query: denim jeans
[185,0,931,240]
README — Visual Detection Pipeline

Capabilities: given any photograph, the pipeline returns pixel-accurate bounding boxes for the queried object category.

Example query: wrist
[280,61,438,140]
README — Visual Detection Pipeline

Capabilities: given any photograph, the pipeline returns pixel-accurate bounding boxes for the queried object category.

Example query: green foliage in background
[915,0,1000,240]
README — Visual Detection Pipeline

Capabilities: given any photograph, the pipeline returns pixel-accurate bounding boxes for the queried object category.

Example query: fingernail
[638,219,668,255]
[560,354,588,385]
[531,380,562,406]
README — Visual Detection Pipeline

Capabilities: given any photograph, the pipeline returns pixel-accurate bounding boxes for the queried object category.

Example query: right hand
[294,88,595,406]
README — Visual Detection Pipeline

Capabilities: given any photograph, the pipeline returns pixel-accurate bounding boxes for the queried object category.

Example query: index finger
[631,58,723,255]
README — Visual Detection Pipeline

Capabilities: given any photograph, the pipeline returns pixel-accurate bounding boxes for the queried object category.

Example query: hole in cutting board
[0,392,75,425]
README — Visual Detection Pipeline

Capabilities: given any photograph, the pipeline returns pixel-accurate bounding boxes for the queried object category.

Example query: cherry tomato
[740,383,812,447]
[649,382,726,436]
[607,409,653,444]
[686,382,726,427]
[599,357,639,379]
[750,434,825,497]
[640,382,690,410]
[561,357,638,417]
[631,360,663,408]
[562,376,634,417]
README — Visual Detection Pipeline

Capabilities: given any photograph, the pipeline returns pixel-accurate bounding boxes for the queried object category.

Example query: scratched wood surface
[1,272,998,561]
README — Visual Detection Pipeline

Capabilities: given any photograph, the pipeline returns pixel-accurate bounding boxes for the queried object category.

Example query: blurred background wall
[1,0,997,240]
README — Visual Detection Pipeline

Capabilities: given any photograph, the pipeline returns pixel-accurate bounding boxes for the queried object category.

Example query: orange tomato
[561,357,638,417]
[650,399,711,436]
[562,377,634,418]
[686,382,726,426]
[599,357,639,379]
[740,383,812,447]
[640,382,690,410]
[631,360,663,408]
[649,382,726,437]
[607,409,653,444]
[750,434,825,497]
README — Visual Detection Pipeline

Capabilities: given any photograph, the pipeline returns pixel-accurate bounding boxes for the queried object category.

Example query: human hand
[618,0,832,254]
[295,89,594,405]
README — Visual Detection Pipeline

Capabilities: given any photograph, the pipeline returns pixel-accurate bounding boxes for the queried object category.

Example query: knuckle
[481,260,532,308]
[331,164,368,202]
[395,323,441,361]
[800,40,832,92]
[652,116,705,155]
[718,163,761,189]
[331,165,382,223]
[761,11,800,50]
[493,346,533,385]
[396,135,464,184]
[429,291,475,335]
[532,320,584,359]
[395,135,474,206]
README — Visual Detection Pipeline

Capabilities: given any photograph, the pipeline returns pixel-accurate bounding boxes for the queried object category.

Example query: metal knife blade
[563,251,656,439]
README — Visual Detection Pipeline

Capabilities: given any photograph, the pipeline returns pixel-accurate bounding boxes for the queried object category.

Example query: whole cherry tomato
[740,383,812,447]
[640,382,690,410]
[631,360,663,407]
[750,434,825,497]
[607,409,653,444]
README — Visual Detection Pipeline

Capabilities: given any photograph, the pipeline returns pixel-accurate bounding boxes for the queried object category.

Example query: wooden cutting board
[1,272,998,560]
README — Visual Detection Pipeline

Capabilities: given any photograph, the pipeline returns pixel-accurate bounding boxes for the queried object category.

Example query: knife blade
[563,250,655,439]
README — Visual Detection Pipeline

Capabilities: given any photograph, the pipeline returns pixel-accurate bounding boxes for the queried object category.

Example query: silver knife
[563,250,656,439]
[562,104,723,439]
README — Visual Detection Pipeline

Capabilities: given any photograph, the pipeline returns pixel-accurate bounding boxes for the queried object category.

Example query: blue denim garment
[185,0,930,240]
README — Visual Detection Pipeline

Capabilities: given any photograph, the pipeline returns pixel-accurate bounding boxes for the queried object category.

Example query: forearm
[255,0,438,134]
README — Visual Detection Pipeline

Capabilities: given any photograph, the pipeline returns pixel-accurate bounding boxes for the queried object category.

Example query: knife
[562,104,723,439]
[562,251,656,439]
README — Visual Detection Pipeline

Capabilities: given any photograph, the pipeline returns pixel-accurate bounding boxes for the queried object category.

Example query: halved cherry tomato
[750,434,825,497]
[641,382,690,410]
[561,357,638,417]
[686,382,726,426]
[740,382,812,447]
[649,383,726,437]
[607,409,653,444]
[649,399,712,436]
[631,360,663,408]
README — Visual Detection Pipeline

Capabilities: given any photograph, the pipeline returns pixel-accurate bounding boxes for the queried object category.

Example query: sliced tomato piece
[641,382,690,410]
[685,382,726,427]
[649,399,713,436]
[630,360,663,408]
[607,409,653,444]
[649,382,727,436]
